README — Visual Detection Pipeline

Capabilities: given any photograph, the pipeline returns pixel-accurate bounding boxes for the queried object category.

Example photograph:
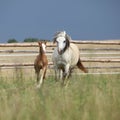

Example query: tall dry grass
[0,68,120,120]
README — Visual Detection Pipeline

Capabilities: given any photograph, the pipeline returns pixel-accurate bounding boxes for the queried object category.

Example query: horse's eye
[63,41,66,43]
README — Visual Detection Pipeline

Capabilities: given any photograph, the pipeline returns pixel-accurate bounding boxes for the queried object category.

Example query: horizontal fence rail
[0,63,120,75]
[0,40,120,47]
[0,54,120,57]
[0,50,120,54]
[71,40,120,45]
[0,63,120,68]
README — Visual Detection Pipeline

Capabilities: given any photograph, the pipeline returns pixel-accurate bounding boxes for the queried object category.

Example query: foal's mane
[53,31,71,53]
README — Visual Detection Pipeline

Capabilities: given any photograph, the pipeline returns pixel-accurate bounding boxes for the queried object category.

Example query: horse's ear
[53,37,56,44]
[65,34,70,47]
[38,41,41,46]
[44,41,47,45]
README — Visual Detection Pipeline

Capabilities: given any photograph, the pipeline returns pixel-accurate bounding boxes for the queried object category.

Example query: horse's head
[38,41,47,53]
[53,31,71,55]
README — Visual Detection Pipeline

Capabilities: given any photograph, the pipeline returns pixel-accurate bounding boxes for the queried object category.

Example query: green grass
[0,70,120,120]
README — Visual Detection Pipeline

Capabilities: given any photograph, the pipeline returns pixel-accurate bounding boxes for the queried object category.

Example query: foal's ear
[38,41,42,46]
[53,37,56,44]
[44,41,47,45]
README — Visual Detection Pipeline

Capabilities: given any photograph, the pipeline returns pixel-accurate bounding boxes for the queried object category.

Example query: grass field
[0,69,120,120]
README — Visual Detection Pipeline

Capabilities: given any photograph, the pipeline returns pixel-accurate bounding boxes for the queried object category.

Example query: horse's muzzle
[58,48,63,55]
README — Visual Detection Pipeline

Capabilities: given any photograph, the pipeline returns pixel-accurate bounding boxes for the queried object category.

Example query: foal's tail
[77,58,88,73]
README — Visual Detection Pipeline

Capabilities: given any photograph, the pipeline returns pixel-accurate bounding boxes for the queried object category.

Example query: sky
[0,0,120,43]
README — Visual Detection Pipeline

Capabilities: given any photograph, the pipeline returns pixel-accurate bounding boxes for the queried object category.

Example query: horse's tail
[77,58,88,73]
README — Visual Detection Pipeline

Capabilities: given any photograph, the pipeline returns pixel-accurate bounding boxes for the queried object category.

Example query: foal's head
[53,31,71,55]
[38,41,47,54]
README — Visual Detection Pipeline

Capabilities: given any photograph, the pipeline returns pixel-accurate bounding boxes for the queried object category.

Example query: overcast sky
[0,0,120,43]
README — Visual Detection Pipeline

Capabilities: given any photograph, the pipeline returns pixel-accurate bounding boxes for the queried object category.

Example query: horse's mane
[53,31,71,40]
[53,31,71,53]
[54,31,66,38]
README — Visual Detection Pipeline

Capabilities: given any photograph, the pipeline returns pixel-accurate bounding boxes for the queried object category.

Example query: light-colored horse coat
[52,31,88,86]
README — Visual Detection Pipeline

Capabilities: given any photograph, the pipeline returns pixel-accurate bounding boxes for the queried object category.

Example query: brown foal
[34,41,48,88]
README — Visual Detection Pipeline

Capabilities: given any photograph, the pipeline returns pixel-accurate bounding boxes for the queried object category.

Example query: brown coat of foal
[34,41,48,88]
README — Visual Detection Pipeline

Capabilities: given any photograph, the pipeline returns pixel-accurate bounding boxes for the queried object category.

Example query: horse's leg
[62,64,70,86]
[43,66,47,80]
[34,66,40,84]
[68,68,73,78]
[54,67,59,82]
[77,58,88,73]
[42,66,47,84]
[36,71,40,84]
[59,69,63,80]
[35,69,40,88]
[37,67,45,88]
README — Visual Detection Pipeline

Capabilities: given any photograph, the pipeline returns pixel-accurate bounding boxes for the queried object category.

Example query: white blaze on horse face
[42,43,46,52]
[56,37,66,54]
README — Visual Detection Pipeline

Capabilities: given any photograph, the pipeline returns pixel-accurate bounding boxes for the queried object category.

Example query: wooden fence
[0,40,120,74]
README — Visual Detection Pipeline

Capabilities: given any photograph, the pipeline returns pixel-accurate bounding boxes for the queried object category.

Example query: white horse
[52,31,88,86]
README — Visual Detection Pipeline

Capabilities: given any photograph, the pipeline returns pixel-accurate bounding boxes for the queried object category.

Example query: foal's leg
[43,66,47,80]
[36,71,40,84]
[37,67,46,88]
